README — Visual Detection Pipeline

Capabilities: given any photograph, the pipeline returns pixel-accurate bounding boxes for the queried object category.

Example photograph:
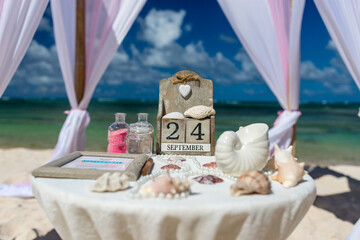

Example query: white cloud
[219,34,238,44]
[326,39,337,51]
[184,24,192,32]
[38,17,52,33]
[139,9,186,48]
[139,40,259,85]
[323,82,354,95]
[300,60,354,95]
[7,41,65,97]
[301,61,339,80]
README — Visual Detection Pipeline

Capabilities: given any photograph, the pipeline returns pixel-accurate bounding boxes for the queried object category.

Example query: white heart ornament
[179,85,191,98]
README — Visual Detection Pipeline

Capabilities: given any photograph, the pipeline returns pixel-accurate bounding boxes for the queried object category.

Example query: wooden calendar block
[185,118,210,143]
[156,70,215,155]
[161,118,185,143]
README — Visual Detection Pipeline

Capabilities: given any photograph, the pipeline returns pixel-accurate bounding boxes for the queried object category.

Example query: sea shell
[167,156,186,162]
[193,175,223,184]
[91,172,129,192]
[184,105,215,119]
[163,112,185,119]
[139,172,191,196]
[230,170,271,196]
[274,144,293,164]
[161,164,181,170]
[271,152,305,188]
[215,123,269,177]
[203,162,217,168]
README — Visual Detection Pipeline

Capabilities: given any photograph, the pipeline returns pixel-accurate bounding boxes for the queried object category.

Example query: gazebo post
[75,0,86,105]
[290,123,297,156]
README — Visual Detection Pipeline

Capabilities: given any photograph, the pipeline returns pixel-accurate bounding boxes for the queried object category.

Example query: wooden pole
[290,123,297,156]
[75,0,86,105]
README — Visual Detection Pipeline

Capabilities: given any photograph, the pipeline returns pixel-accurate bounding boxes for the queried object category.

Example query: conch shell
[184,105,215,119]
[91,172,129,192]
[271,145,305,188]
[139,172,191,196]
[230,170,271,196]
[274,144,293,164]
[215,123,269,177]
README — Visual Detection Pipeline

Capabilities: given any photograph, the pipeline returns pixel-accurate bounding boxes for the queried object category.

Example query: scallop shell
[167,156,186,162]
[202,162,217,168]
[271,155,305,188]
[161,164,181,170]
[91,172,129,192]
[230,170,271,196]
[139,172,191,196]
[163,112,185,119]
[215,123,269,177]
[184,105,215,119]
[193,175,223,184]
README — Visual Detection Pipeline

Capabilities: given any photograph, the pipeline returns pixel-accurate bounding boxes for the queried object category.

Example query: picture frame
[32,151,149,181]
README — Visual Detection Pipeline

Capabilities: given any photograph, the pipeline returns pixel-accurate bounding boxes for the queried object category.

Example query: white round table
[31,156,316,240]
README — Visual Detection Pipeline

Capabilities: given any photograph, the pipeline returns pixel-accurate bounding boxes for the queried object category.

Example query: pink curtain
[50,0,147,161]
[217,0,305,153]
[314,0,360,117]
[0,0,49,97]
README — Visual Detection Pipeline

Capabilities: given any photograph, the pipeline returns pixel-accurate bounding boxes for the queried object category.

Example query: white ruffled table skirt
[31,156,316,240]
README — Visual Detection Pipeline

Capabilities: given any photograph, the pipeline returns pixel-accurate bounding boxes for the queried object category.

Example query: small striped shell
[230,170,271,196]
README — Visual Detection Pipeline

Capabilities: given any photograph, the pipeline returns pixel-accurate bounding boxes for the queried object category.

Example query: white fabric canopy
[50,0,147,161]
[217,0,305,152]
[347,218,360,240]
[0,0,49,197]
[314,0,360,116]
[0,0,49,97]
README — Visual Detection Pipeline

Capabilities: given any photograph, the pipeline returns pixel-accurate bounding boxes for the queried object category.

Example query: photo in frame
[32,151,149,181]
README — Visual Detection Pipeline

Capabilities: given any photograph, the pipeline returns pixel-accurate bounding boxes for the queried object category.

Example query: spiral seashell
[139,172,191,196]
[215,123,269,177]
[230,170,271,196]
[91,172,129,192]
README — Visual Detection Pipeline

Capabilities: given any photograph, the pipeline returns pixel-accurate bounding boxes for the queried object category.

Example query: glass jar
[127,113,154,155]
[107,113,129,153]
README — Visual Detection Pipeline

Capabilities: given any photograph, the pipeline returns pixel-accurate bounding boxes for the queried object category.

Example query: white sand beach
[0,148,358,240]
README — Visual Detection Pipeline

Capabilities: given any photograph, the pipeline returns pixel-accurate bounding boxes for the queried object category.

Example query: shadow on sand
[306,165,360,224]
[34,229,61,240]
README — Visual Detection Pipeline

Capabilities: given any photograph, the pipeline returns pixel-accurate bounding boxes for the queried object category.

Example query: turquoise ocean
[0,99,359,165]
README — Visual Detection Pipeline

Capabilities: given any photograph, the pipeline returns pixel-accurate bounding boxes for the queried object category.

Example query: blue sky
[3,0,360,102]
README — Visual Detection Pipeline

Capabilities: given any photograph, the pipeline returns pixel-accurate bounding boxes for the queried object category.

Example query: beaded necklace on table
[128,155,237,199]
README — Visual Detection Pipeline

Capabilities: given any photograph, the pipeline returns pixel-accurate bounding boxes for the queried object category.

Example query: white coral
[91,172,129,192]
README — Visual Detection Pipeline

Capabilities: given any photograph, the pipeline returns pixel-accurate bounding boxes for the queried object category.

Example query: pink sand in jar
[107,128,128,153]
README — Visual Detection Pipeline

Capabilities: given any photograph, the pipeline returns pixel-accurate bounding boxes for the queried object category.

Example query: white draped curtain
[314,0,360,112]
[217,0,305,153]
[0,0,49,97]
[0,0,49,198]
[50,0,146,161]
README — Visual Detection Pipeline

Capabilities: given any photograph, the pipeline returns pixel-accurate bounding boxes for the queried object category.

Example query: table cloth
[31,156,316,240]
